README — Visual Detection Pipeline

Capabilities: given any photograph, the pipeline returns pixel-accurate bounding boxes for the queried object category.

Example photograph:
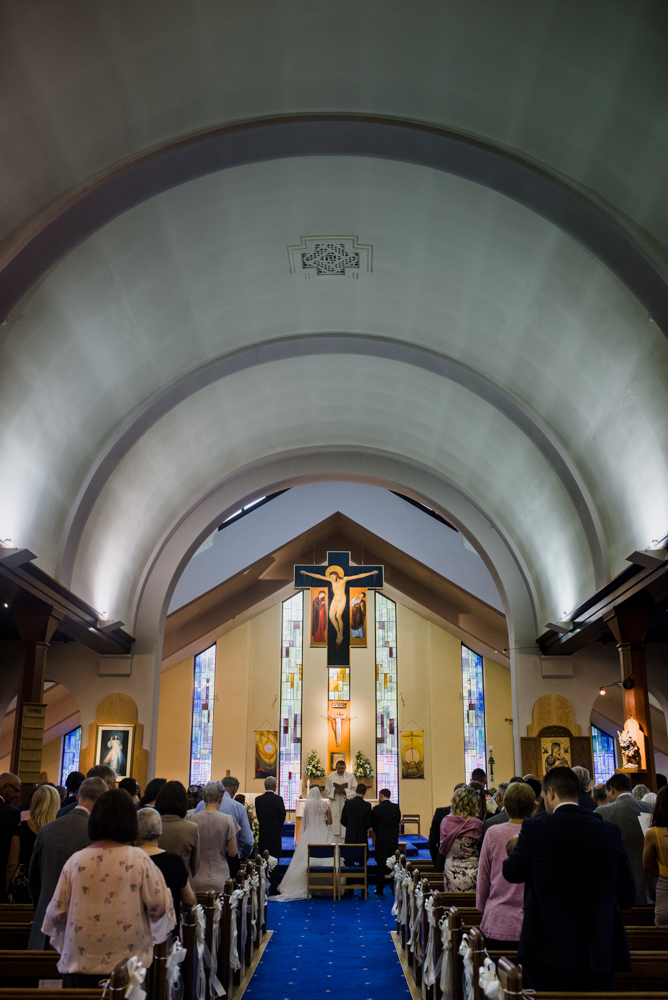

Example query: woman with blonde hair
[439,785,484,891]
[6,784,60,901]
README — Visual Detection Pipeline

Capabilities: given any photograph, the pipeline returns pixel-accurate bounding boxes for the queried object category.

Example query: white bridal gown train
[276,787,334,900]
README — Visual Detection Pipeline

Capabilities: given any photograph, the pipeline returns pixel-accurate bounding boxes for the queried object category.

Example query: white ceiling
[0,2,666,645]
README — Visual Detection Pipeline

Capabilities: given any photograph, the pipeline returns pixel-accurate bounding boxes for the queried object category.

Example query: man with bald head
[0,773,21,903]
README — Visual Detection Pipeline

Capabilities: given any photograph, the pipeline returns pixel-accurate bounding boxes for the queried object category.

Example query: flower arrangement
[353,750,374,779]
[617,728,642,768]
[304,748,326,778]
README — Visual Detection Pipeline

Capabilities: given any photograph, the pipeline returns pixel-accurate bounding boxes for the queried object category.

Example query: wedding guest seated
[140,778,167,808]
[43,788,174,989]
[137,807,195,932]
[7,784,60,902]
[190,782,239,893]
[119,777,140,803]
[28,776,107,950]
[643,786,668,926]
[155,780,200,878]
[440,785,484,891]
[476,780,536,948]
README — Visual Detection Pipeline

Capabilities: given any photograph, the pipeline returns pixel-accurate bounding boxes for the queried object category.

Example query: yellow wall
[485,658,515,786]
[155,656,193,787]
[41,735,62,784]
[155,594,514,830]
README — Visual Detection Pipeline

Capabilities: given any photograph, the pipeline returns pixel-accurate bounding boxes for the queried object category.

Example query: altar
[294,796,379,843]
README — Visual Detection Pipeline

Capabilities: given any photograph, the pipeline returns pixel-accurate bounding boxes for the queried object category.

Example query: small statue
[617,727,642,769]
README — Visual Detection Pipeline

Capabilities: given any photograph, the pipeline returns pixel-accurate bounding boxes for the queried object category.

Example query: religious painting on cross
[294,551,384,665]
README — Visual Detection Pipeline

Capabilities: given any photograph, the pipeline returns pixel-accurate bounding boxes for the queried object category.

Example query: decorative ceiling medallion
[287,236,372,279]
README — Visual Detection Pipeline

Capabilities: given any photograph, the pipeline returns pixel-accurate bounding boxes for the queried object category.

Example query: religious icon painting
[255,730,278,778]
[540,736,571,776]
[349,587,367,647]
[310,587,328,647]
[95,725,133,779]
[400,729,424,779]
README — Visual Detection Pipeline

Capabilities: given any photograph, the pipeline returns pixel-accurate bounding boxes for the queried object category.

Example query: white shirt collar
[553,800,579,812]
[616,792,634,799]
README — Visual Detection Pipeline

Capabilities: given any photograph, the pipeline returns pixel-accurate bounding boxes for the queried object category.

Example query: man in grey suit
[28,776,107,949]
[596,772,653,905]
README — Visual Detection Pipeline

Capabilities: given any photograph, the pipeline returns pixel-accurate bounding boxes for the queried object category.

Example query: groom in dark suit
[503,766,635,992]
[371,789,401,895]
[255,776,286,894]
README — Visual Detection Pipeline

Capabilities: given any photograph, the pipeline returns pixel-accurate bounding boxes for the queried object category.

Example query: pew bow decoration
[409,884,424,957]
[459,932,474,1000]
[438,911,452,997]
[479,954,502,1000]
[101,956,147,1000]
[386,855,397,869]
[423,896,438,987]
[229,887,245,972]
[165,939,187,998]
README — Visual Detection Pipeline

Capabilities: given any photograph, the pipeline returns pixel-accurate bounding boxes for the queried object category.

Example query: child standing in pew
[476,781,536,948]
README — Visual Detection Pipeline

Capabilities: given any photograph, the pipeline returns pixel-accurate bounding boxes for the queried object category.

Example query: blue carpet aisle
[245,894,412,1000]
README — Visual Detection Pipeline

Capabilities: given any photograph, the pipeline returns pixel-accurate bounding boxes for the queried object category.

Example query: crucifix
[294,551,384,665]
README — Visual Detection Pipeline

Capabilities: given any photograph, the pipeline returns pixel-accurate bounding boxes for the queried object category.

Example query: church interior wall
[155,591,515,825]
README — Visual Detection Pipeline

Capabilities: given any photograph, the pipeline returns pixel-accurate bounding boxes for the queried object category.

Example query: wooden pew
[496,955,668,1000]
[0,904,34,922]
[181,904,200,1000]
[0,954,131,997]
[0,921,31,948]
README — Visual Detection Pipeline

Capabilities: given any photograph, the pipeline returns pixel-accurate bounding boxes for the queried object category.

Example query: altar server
[324,759,356,842]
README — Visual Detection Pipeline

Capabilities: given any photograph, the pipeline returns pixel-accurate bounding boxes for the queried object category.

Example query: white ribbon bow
[125,956,147,1000]
[479,954,502,1000]
[229,888,244,972]
[438,912,452,998]
[166,939,187,999]
[459,932,474,1000]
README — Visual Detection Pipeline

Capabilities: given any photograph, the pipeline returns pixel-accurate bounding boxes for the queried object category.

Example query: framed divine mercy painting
[95,725,134,779]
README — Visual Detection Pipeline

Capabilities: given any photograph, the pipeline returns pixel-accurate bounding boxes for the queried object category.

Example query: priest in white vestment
[324,759,357,843]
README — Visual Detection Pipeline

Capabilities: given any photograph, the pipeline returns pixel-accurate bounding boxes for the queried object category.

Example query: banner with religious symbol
[400,729,424,779]
[255,730,278,778]
[294,551,384,666]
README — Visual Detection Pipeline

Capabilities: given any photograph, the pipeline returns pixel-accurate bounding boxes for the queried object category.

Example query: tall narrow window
[280,593,303,810]
[376,593,399,802]
[190,645,216,785]
[462,644,486,781]
[61,726,82,783]
[328,668,349,701]
[592,724,616,783]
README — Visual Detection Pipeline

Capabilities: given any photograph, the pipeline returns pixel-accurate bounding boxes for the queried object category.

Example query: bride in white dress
[276,786,333,900]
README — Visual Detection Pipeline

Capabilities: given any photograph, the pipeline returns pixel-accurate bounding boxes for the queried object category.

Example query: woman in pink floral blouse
[43,789,175,989]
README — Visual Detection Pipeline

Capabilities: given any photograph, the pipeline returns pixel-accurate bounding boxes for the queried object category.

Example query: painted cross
[294,551,384,666]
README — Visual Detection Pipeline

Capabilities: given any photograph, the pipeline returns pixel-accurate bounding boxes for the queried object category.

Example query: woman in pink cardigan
[476,781,536,948]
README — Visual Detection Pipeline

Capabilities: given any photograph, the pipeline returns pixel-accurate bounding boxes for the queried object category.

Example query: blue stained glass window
[61,726,82,783]
[190,645,216,785]
[376,593,399,803]
[462,645,486,781]
[280,593,303,810]
[592,725,616,783]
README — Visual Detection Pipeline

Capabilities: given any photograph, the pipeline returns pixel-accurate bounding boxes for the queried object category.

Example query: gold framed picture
[95,725,134,779]
[540,736,571,776]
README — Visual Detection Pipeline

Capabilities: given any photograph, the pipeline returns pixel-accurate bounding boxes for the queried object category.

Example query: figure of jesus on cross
[294,551,384,666]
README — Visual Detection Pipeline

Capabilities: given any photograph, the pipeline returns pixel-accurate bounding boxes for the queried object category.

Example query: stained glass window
[462,645,486,781]
[592,724,616,783]
[328,668,350,700]
[190,644,216,785]
[280,593,303,810]
[61,726,82,783]
[376,593,399,802]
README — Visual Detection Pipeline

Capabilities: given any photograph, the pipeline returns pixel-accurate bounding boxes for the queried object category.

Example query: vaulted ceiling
[1,2,667,647]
